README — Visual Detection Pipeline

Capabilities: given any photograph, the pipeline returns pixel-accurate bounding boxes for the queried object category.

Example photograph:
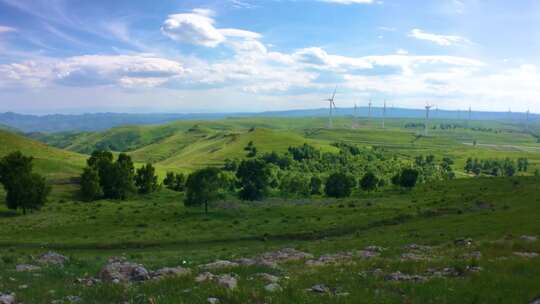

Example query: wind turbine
[324,87,337,129]
[467,105,472,127]
[424,103,434,136]
[352,102,358,129]
[368,99,372,120]
[526,109,530,131]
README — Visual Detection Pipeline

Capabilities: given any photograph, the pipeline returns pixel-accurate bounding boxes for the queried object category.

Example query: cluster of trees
[464,157,528,177]
[181,142,428,213]
[80,151,158,201]
[0,152,50,214]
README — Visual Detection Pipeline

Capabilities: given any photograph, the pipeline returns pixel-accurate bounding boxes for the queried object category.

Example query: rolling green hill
[0,130,86,180]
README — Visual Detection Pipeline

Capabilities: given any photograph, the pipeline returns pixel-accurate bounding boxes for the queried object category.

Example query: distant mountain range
[0,107,536,133]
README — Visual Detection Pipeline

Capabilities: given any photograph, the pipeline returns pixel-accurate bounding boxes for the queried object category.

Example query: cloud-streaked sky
[0,0,539,114]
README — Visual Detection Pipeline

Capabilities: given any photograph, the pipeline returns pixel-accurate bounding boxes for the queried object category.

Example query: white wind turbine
[424,103,434,136]
[323,87,337,129]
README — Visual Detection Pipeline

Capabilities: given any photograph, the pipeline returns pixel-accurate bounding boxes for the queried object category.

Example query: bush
[325,172,356,198]
[399,168,419,189]
[135,163,158,194]
[279,172,310,197]
[310,176,323,195]
[359,171,378,192]
[0,151,51,214]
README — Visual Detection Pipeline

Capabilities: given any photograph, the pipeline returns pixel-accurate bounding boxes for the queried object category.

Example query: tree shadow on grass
[0,210,18,218]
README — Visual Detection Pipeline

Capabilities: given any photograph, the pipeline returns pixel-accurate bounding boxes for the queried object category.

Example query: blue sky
[0,0,539,114]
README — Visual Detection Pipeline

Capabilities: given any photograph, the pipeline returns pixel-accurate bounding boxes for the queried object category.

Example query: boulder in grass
[37,252,69,266]
[98,259,150,283]
[200,260,239,270]
[151,267,191,280]
[0,293,16,304]
[195,272,216,283]
[521,235,538,242]
[217,274,237,290]
[264,283,282,292]
[16,264,41,272]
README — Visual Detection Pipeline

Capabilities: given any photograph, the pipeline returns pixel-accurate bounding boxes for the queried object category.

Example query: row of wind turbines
[323,88,532,136]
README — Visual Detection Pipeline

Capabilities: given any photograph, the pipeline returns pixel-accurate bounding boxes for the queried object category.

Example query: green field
[1,117,540,303]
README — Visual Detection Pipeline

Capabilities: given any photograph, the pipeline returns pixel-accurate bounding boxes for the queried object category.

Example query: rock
[17,285,27,290]
[217,274,237,290]
[426,267,461,277]
[465,265,482,273]
[364,245,384,253]
[400,253,429,261]
[521,235,538,242]
[463,251,482,260]
[75,277,101,287]
[384,271,427,282]
[310,284,329,293]
[258,248,313,264]
[0,293,15,304]
[234,258,257,266]
[256,273,280,283]
[36,251,69,266]
[151,266,191,279]
[529,297,540,304]
[264,283,282,292]
[195,272,216,283]
[201,260,239,270]
[357,250,380,259]
[404,244,433,251]
[66,295,82,303]
[207,298,220,304]
[98,260,150,283]
[513,252,539,258]
[16,264,41,272]
[336,292,350,297]
[454,238,473,247]
[305,252,357,267]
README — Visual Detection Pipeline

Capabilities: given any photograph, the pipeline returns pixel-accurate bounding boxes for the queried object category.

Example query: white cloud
[396,49,408,55]
[0,54,185,88]
[409,28,471,46]
[0,25,16,33]
[161,10,225,47]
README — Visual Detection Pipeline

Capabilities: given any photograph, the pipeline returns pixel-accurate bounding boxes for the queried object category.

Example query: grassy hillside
[0,130,86,180]
[0,177,539,303]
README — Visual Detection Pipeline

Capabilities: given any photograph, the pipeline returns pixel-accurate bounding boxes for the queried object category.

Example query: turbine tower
[526,109,530,131]
[324,87,337,129]
[368,99,372,120]
[424,103,434,136]
[467,105,472,127]
[352,102,358,129]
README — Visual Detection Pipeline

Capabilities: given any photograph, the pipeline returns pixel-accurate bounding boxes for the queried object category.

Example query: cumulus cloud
[161,9,261,48]
[409,28,471,46]
[0,54,185,88]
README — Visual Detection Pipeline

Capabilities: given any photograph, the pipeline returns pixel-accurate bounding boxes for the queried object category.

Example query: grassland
[0,117,539,303]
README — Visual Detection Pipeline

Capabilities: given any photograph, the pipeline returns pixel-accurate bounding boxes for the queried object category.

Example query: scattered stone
[359,268,384,278]
[521,235,538,242]
[400,253,430,261]
[66,295,82,303]
[0,293,15,304]
[151,267,191,279]
[513,252,539,258]
[336,292,350,297]
[207,297,220,304]
[15,264,41,272]
[234,258,257,266]
[75,277,101,287]
[384,271,427,282]
[256,273,280,283]
[257,248,313,264]
[310,284,329,293]
[404,244,433,251]
[465,265,482,273]
[36,251,69,266]
[454,238,473,247]
[463,251,482,260]
[357,250,380,259]
[364,245,384,253]
[529,297,540,304]
[18,285,27,290]
[426,267,461,278]
[217,274,237,290]
[264,283,282,292]
[195,272,215,283]
[98,259,150,283]
[200,260,239,270]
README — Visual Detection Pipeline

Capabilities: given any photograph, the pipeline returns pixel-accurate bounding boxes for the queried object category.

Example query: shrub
[135,163,158,194]
[324,172,356,198]
[80,167,102,201]
[236,158,271,201]
[359,171,378,192]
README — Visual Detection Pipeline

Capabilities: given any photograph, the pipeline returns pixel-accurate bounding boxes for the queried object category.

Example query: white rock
[264,283,282,292]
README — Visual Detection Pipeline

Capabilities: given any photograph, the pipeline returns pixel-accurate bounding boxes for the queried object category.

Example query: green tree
[185,167,223,214]
[80,167,102,201]
[244,141,257,158]
[110,153,135,199]
[163,172,175,189]
[135,163,158,194]
[86,150,115,198]
[236,158,271,201]
[310,175,323,195]
[0,152,50,214]
[359,171,378,192]
[399,168,419,189]
[279,172,310,197]
[324,172,356,198]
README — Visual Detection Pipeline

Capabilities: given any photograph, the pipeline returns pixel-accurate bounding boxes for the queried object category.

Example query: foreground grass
[0,177,539,303]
